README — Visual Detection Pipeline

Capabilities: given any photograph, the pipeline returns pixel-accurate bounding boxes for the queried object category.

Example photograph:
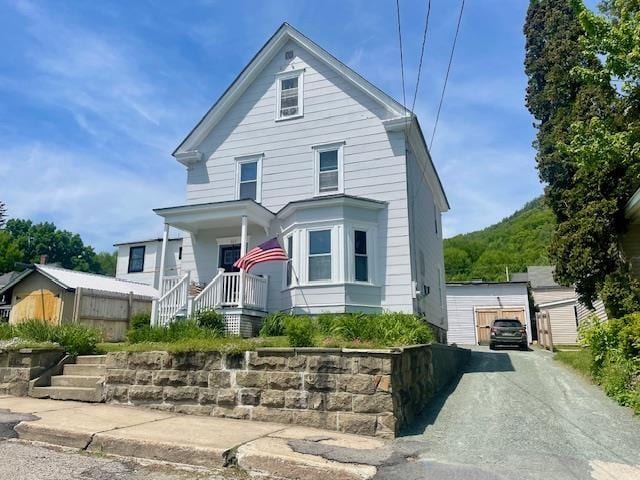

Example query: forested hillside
[444,197,554,281]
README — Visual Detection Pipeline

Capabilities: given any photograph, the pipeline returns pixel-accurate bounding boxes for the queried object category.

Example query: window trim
[127,246,145,273]
[235,154,263,203]
[275,69,304,121]
[347,224,376,285]
[285,233,295,288]
[307,228,332,283]
[313,142,344,196]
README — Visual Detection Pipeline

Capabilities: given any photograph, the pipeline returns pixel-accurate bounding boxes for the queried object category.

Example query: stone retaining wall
[0,348,65,396]
[104,344,469,438]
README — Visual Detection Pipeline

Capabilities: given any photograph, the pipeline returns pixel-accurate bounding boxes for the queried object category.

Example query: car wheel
[520,343,528,351]
[489,343,495,350]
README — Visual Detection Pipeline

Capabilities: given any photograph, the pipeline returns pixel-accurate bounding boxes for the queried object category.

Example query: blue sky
[1,0,551,251]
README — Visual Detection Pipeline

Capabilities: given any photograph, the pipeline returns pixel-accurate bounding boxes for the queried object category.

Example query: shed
[0,265,158,341]
[446,281,532,345]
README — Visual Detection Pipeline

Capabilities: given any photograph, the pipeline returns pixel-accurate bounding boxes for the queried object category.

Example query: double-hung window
[276,70,303,120]
[128,246,145,273]
[354,230,368,282]
[308,230,331,281]
[313,143,343,195]
[286,235,294,287]
[236,156,262,202]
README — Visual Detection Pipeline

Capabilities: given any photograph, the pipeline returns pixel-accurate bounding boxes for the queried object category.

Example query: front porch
[150,200,275,333]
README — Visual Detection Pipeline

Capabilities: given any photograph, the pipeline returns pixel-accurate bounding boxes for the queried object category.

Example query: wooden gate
[475,307,526,345]
[10,288,61,324]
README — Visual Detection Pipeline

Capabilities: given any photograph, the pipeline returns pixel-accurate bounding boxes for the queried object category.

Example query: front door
[219,244,241,272]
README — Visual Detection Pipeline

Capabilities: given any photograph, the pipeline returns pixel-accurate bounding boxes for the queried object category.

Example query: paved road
[382,346,640,479]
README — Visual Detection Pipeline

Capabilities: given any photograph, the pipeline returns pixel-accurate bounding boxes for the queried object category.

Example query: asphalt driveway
[382,346,640,480]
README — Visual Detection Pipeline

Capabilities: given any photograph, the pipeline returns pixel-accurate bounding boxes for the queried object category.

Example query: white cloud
[0,144,183,251]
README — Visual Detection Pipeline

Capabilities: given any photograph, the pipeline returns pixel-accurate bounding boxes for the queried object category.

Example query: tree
[95,251,117,277]
[1,219,104,275]
[0,231,23,273]
[523,0,640,315]
[0,201,6,229]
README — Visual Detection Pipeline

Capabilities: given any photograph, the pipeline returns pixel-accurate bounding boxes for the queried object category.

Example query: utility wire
[395,0,407,117]
[410,0,431,115]
[430,0,465,149]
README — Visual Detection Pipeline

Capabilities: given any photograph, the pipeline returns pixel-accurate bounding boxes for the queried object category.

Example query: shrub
[283,316,316,347]
[260,311,288,337]
[577,312,640,413]
[130,312,151,330]
[126,319,221,344]
[0,320,101,355]
[192,309,225,335]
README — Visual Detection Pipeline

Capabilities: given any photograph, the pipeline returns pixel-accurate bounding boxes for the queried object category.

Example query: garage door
[10,289,61,325]
[475,308,526,345]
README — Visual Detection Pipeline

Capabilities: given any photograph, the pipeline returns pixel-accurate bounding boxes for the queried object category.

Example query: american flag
[233,238,288,272]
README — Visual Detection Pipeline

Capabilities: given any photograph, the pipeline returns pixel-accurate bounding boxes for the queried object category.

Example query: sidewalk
[0,395,394,480]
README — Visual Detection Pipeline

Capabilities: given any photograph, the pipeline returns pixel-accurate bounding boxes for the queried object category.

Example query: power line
[430,0,465,149]
[410,0,431,115]
[395,0,407,116]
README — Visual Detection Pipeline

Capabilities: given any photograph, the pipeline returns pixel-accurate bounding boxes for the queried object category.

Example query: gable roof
[0,265,158,298]
[526,265,574,290]
[173,22,409,157]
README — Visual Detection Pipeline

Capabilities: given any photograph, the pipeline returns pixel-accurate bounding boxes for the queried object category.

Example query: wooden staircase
[31,355,106,402]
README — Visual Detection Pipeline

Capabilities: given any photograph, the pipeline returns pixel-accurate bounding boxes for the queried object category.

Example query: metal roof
[0,265,158,298]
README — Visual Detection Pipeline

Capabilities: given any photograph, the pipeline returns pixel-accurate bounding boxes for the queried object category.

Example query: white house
[115,23,449,337]
[114,237,183,289]
[446,281,532,345]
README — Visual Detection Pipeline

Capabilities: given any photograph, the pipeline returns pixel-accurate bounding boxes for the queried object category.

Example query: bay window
[354,230,368,282]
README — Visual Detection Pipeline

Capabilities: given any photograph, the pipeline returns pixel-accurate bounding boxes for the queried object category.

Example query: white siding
[544,302,579,345]
[406,148,446,329]
[182,39,414,313]
[531,287,575,304]
[116,240,182,288]
[446,283,532,345]
[576,299,608,323]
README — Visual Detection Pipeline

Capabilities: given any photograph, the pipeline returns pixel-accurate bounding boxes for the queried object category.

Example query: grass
[554,348,593,378]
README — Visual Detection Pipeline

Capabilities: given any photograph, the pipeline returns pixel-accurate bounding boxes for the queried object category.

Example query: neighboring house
[623,186,640,279]
[115,237,183,289]
[0,272,17,320]
[0,264,158,340]
[514,266,607,345]
[446,281,532,345]
[115,23,449,337]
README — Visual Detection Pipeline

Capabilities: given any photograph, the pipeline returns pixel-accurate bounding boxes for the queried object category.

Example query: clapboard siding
[622,222,640,279]
[545,303,579,345]
[531,287,576,305]
[116,240,182,289]
[180,38,415,313]
[406,148,447,329]
[576,299,608,323]
[446,284,532,345]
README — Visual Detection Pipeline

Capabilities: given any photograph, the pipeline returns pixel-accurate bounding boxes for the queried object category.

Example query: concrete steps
[31,355,106,403]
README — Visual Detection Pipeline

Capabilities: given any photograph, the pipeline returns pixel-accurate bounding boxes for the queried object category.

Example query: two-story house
[115,23,449,339]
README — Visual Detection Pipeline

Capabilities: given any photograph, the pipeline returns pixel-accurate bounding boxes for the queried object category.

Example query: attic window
[276,70,304,120]
[285,50,294,60]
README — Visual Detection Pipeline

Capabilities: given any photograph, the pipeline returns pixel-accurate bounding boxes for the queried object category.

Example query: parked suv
[489,319,528,350]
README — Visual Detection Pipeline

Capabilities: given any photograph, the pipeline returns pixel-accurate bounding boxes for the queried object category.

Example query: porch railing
[155,272,190,326]
[193,271,268,313]
[160,275,182,296]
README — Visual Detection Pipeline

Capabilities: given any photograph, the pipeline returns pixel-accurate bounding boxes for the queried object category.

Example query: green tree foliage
[444,197,555,281]
[524,0,640,315]
[0,218,115,276]
[95,251,117,277]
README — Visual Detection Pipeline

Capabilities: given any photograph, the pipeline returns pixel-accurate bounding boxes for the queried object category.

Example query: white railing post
[263,275,269,311]
[150,299,158,326]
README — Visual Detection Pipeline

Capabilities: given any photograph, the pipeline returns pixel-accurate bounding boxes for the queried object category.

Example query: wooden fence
[536,311,554,351]
[74,287,153,341]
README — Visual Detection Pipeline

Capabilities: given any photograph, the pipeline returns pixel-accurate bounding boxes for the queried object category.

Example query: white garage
[446,281,532,345]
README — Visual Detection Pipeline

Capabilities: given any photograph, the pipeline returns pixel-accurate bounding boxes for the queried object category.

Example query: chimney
[39,255,48,265]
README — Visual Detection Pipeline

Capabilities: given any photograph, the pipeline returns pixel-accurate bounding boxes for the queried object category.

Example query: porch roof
[153,199,275,233]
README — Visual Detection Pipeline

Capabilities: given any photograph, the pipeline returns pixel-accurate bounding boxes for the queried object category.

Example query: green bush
[260,311,289,337]
[283,316,316,347]
[129,312,151,330]
[0,320,101,355]
[192,309,225,335]
[578,313,640,413]
[126,319,221,344]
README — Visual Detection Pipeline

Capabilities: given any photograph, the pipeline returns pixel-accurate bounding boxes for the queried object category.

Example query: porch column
[238,215,248,308]
[158,224,170,293]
